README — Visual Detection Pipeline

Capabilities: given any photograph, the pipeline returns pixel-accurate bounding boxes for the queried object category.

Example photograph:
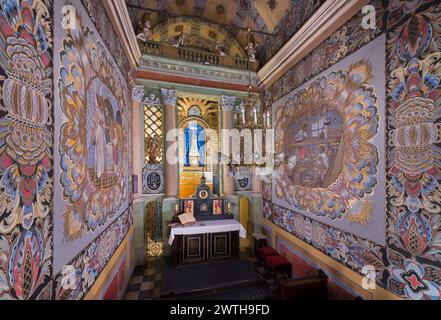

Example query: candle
[175,203,179,214]
[241,109,245,124]
[253,109,257,125]
[227,202,232,214]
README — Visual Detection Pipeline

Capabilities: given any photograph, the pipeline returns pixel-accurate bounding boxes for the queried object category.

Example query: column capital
[132,85,145,103]
[221,96,237,111]
[160,89,178,106]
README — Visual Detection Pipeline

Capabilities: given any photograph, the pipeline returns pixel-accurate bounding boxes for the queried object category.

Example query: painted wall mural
[272,36,387,244]
[53,0,132,277]
[54,208,132,300]
[0,0,54,300]
[0,0,133,300]
[264,1,441,300]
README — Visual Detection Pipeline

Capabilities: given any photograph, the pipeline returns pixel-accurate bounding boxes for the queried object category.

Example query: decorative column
[252,169,262,195]
[132,86,146,265]
[132,86,145,198]
[221,96,236,196]
[161,89,179,198]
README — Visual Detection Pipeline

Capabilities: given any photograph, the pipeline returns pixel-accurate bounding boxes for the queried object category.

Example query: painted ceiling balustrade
[127,0,324,63]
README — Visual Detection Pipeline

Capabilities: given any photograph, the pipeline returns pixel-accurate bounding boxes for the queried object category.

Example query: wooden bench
[273,269,328,300]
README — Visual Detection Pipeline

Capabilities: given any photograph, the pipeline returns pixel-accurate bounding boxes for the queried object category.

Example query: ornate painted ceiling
[127,0,324,64]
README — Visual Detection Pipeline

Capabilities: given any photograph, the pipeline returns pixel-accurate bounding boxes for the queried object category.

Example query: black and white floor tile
[124,247,277,300]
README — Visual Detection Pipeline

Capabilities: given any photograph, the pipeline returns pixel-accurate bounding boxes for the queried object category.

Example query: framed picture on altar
[183,200,194,216]
[213,200,222,215]
[200,203,208,213]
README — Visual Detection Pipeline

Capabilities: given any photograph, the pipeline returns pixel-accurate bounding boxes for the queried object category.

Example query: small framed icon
[213,200,223,215]
[183,200,194,215]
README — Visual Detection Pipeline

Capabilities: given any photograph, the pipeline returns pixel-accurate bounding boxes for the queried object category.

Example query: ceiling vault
[127,4,278,37]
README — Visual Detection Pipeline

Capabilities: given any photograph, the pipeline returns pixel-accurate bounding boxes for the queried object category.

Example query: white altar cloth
[168,219,247,245]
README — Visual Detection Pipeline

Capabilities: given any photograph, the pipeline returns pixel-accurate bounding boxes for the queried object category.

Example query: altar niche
[178,96,220,198]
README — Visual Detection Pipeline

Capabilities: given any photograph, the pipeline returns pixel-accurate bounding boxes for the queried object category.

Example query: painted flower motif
[311,221,326,249]
[397,210,432,256]
[8,228,49,300]
[0,0,53,235]
[347,242,384,272]
[388,54,441,214]
[323,228,347,262]
[263,201,272,220]
[82,243,99,293]
[293,213,305,237]
[391,260,441,300]
[0,236,12,299]
[0,0,53,300]
[397,14,433,61]
[388,207,441,263]
[324,27,349,64]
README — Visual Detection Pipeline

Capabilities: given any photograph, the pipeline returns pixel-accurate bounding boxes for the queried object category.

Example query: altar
[169,177,246,266]
[169,220,247,265]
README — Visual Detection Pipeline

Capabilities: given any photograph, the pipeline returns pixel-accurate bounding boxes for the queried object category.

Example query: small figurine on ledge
[136,20,152,43]
[246,41,257,63]
[215,39,226,57]
[172,32,186,48]
[245,28,257,63]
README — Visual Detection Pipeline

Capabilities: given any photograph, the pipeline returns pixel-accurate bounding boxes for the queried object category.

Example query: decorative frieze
[139,55,257,85]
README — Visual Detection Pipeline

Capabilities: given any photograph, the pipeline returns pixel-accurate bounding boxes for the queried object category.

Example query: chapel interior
[0,0,440,301]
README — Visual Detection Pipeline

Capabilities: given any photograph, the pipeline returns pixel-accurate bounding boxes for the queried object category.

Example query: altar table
[169,220,247,266]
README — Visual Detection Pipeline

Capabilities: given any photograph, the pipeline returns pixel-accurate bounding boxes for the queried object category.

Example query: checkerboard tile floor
[124,247,278,300]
